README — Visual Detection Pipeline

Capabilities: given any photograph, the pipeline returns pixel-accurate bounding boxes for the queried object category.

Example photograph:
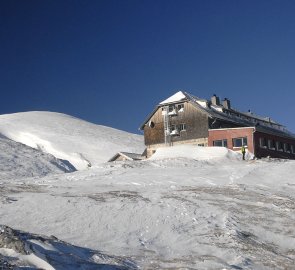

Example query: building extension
[140,91,295,159]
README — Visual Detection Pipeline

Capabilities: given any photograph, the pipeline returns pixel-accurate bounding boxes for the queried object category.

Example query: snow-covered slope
[0,112,144,170]
[0,135,75,180]
[1,144,295,269]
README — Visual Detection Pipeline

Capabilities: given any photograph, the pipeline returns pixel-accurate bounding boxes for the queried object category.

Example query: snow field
[0,111,294,269]
[1,155,295,269]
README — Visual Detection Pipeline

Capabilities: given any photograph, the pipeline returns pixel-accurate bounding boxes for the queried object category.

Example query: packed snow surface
[1,144,295,269]
[0,111,144,170]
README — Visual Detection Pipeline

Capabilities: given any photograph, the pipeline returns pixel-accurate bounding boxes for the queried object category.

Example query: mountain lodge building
[140,91,295,159]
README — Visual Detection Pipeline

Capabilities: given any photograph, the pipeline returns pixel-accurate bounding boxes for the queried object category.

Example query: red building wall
[208,127,295,159]
[208,127,255,153]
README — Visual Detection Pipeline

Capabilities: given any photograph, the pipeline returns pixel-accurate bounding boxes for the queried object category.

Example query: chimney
[222,98,231,109]
[211,94,220,106]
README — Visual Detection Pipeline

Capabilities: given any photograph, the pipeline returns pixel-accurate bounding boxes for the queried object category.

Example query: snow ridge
[0,135,76,180]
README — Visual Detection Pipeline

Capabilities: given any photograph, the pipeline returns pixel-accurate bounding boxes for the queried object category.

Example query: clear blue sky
[1,0,295,134]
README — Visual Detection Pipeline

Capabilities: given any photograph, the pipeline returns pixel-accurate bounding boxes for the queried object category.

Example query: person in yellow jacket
[241,145,246,160]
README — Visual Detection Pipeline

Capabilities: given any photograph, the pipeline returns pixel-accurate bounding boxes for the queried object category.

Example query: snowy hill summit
[0,111,144,170]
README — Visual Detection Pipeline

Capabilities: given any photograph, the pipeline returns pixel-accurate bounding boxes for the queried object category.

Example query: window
[268,139,276,150]
[277,141,284,151]
[148,121,155,128]
[168,105,177,115]
[177,103,184,112]
[233,137,247,147]
[169,124,186,135]
[285,143,291,153]
[178,123,186,131]
[170,125,176,131]
[168,105,175,112]
[170,125,179,135]
[213,139,228,147]
[260,138,268,148]
[291,145,295,154]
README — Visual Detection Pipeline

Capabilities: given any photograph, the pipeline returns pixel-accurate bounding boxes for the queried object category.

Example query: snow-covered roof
[140,91,295,139]
[108,152,144,162]
[159,91,187,104]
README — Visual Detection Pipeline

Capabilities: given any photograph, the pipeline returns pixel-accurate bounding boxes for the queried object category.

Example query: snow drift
[149,144,242,161]
[0,135,75,180]
[0,111,144,170]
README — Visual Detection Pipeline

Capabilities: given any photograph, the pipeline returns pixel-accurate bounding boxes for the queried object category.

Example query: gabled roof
[139,90,295,139]
[139,91,191,130]
[108,152,144,162]
[159,91,187,104]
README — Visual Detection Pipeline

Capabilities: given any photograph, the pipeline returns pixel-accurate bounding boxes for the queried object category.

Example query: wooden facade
[144,102,209,146]
[143,101,211,156]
